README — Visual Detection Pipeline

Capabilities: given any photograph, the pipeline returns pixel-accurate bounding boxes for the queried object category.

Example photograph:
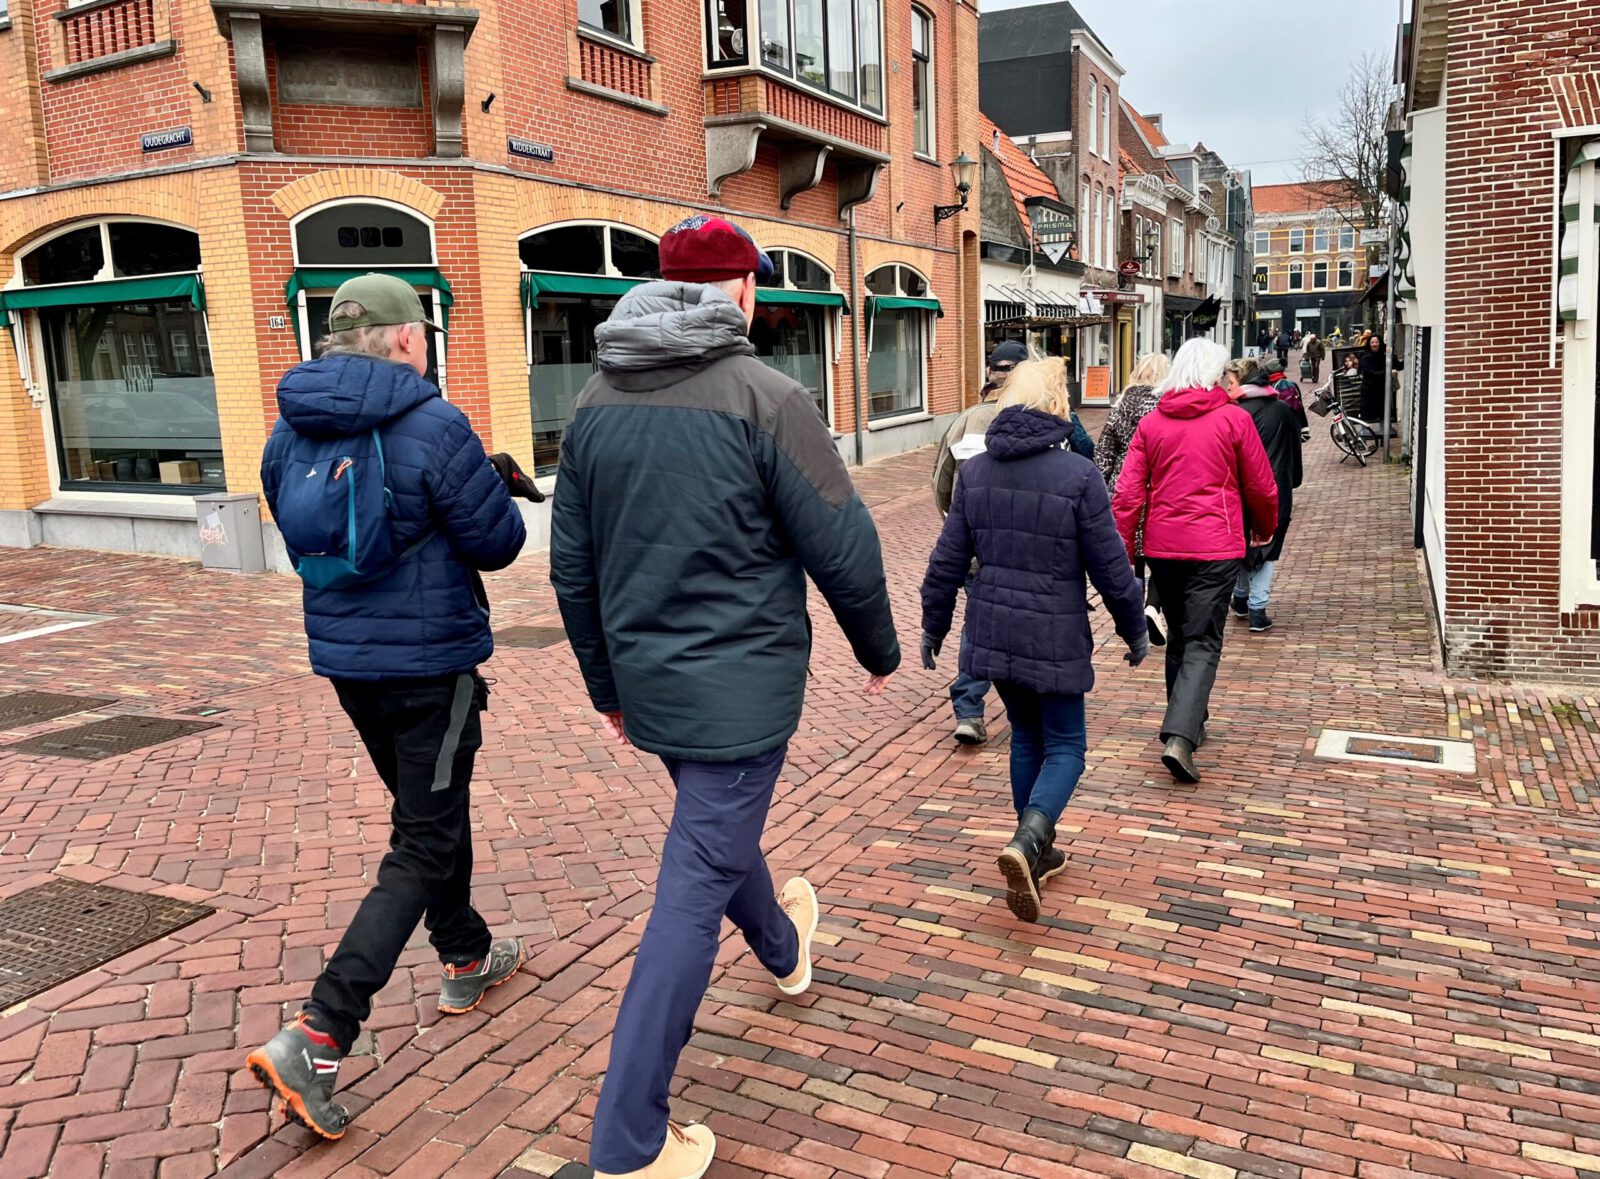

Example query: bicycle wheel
[1331,418,1368,466]
[1352,421,1382,456]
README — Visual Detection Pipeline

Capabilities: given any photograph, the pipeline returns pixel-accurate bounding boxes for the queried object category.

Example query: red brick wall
[1440,0,1600,680]
[266,41,436,158]
[1071,44,1120,290]
[35,0,195,181]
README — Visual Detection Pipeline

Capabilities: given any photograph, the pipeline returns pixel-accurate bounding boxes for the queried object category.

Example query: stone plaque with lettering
[276,38,422,109]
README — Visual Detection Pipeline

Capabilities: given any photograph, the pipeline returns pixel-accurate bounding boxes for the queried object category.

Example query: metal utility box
[195,492,267,574]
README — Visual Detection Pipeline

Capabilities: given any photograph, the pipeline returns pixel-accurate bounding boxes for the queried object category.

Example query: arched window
[521,222,662,473]
[864,264,936,421]
[290,200,447,389]
[3,219,218,493]
[755,248,842,424]
[1288,260,1305,291]
[1102,86,1112,162]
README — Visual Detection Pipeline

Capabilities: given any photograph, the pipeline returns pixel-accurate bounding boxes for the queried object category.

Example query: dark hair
[1367,334,1383,348]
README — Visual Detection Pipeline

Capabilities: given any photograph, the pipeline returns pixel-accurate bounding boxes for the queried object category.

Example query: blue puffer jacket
[921,406,1145,695]
[261,354,527,681]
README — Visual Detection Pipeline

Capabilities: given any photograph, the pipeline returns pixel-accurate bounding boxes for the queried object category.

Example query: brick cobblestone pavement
[0,409,1598,1178]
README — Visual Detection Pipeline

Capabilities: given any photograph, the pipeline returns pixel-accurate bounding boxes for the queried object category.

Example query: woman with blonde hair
[1096,352,1172,642]
[921,359,1148,921]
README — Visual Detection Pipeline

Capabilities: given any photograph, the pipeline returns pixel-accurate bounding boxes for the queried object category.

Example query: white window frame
[911,6,935,160]
[1091,188,1102,269]
[758,247,841,428]
[1169,218,1183,277]
[864,262,933,426]
[1087,78,1098,157]
[1339,224,1356,251]
[1103,192,1114,272]
[1289,227,1305,253]
[1312,259,1329,290]
[1288,260,1304,291]
[1101,85,1112,162]
[708,1,889,119]
[1314,227,1330,253]
[1338,259,1354,288]
[580,0,644,50]
[1254,229,1269,255]
[1253,265,1269,294]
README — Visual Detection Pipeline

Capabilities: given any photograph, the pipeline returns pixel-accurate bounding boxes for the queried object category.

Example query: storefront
[2,219,220,496]
[864,264,941,423]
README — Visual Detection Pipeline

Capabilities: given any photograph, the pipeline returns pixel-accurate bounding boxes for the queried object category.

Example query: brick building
[978,0,1122,404]
[0,0,982,566]
[1250,181,1372,342]
[1398,0,1600,681]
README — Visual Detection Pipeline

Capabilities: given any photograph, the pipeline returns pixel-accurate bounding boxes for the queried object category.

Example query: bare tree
[1299,52,1390,238]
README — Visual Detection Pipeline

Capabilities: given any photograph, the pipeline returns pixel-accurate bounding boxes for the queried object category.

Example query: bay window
[716,1,884,112]
[759,0,788,69]
[911,8,933,156]
[865,265,937,421]
[580,0,636,45]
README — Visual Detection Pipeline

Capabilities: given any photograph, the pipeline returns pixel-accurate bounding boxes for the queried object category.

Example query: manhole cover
[0,692,115,730]
[0,879,212,1008]
[4,715,218,761]
[497,626,567,649]
[1345,737,1444,764]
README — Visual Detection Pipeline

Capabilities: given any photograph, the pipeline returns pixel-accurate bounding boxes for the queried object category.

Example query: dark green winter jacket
[550,282,900,761]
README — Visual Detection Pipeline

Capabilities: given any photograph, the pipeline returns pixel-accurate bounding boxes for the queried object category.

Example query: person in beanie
[1111,339,1278,785]
[930,338,1026,746]
[1225,358,1303,634]
[921,361,1147,920]
[250,274,532,1139]
[551,215,899,1179]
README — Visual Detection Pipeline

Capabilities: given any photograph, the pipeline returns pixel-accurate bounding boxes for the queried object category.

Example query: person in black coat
[1357,332,1400,421]
[1225,358,1304,633]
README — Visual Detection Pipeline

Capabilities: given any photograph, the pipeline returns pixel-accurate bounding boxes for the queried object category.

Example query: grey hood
[595,281,754,375]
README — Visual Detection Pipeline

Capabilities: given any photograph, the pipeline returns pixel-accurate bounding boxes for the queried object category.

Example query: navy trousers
[589,743,798,1173]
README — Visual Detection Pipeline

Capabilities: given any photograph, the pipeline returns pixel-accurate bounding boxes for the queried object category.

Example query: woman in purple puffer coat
[919,361,1147,923]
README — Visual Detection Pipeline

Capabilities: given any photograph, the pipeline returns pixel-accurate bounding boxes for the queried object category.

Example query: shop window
[522,222,663,474]
[1313,260,1328,290]
[911,8,932,154]
[1289,228,1305,253]
[1338,259,1354,288]
[1254,266,1268,294]
[580,0,636,45]
[8,220,221,493]
[865,265,934,422]
[752,249,838,423]
[1288,261,1304,291]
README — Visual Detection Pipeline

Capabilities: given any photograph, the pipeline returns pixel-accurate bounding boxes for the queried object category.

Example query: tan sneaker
[594,1121,715,1179]
[775,877,819,996]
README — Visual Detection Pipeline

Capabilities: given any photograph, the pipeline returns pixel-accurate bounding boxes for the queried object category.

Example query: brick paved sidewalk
[0,416,1597,1179]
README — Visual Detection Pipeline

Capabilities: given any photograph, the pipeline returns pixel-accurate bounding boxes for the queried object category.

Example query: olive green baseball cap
[328,273,445,334]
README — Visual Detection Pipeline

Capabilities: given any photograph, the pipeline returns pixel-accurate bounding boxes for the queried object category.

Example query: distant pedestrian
[1357,332,1398,421]
[1256,325,1273,353]
[1302,332,1325,381]
[921,361,1147,921]
[1257,354,1309,430]
[1097,351,1173,645]
[550,215,899,1179]
[1274,328,1292,368]
[250,274,533,1140]
[931,339,1026,747]
[1225,358,1304,633]
[1111,339,1279,784]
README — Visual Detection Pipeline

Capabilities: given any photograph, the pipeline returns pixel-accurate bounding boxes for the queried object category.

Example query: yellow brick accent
[1522,1143,1600,1170]
[1411,930,1493,952]
[1453,1034,1551,1061]
[1126,1144,1237,1179]
[1262,1046,1354,1075]
[1197,862,1264,878]
[1021,968,1101,994]
[896,918,963,939]
[196,167,267,497]
[1321,998,1414,1025]
[972,1039,1058,1069]
[1538,1025,1600,1047]
[1033,947,1112,971]
[925,886,991,906]
[1222,890,1293,908]
[470,171,533,454]
[270,170,446,221]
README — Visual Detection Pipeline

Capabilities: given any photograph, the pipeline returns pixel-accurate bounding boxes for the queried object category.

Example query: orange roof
[979,113,1062,228]
[1252,181,1357,215]
[1127,108,1167,151]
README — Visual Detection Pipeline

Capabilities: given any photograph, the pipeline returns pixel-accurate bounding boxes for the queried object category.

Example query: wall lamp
[933,153,977,223]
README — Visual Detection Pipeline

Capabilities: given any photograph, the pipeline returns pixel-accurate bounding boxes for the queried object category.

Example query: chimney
[1146,113,1163,132]
[993,127,1002,152]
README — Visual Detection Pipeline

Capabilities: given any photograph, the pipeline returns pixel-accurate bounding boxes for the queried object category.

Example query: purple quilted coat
[920,406,1146,696]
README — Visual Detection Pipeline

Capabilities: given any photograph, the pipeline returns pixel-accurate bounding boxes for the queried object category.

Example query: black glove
[1125,633,1150,668]
[920,631,943,671]
[488,452,546,503]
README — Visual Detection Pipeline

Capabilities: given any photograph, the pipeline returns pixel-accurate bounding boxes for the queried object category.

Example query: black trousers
[306,671,493,1049]
[1147,558,1241,746]
[1134,556,1162,613]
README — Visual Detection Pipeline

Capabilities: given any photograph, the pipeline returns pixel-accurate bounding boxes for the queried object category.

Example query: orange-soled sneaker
[593,1121,716,1179]
[774,877,819,997]
[245,1013,349,1140]
[439,937,524,1014]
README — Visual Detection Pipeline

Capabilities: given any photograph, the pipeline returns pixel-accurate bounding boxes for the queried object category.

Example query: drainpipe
[848,207,865,467]
[1382,198,1398,462]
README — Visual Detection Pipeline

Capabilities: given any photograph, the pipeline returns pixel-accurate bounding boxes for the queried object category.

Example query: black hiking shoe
[1033,845,1067,886]
[997,809,1054,922]
[1162,737,1201,784]
[439,937,525,1015]
[1249,610,1274,633]
[246,1014,349,1140]
[1230,594,1249,618]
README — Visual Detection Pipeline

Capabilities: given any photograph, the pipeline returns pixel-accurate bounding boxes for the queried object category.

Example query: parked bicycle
[1307,379,1380,466]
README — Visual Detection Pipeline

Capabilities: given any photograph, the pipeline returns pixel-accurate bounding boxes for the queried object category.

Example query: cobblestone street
[0,419,1598,1179]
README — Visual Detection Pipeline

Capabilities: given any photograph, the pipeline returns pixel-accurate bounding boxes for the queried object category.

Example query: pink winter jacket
[1112,385,1279,562]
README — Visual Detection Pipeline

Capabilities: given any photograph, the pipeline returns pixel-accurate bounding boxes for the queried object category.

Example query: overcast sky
[983,0,1403,185]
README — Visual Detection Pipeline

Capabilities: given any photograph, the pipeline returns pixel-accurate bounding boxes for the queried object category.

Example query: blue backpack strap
[371,429,393,510]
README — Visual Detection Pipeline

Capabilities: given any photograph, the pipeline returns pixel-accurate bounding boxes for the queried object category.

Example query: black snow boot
[997,809,1054,922]
[1162,736,1200,784]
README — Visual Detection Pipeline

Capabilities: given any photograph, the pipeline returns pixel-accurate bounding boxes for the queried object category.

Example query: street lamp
[934,153,978,222]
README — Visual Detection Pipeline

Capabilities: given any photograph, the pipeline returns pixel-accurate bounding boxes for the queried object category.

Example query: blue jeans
[1235,561,1276,611]
[992,683,1088,824]
[589,744,798,1172]
[950,580,991,721]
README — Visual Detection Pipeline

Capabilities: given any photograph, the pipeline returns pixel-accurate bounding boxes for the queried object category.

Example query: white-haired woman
[1110,339,1280,784]
[1097,352,1172,643]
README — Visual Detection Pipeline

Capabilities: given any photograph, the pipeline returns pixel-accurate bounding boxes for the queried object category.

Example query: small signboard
[508,136,555,162]
[1085,289,1145,304]
[1083,366,1112,401]
[1118,260,1141,275]
[140,126,192,154]
[1360,226,1387,246]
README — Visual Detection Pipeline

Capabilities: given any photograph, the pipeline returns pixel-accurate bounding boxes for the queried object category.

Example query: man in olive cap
[250,273,535,1139]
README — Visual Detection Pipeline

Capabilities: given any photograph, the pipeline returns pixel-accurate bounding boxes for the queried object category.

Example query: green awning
[0,273,206,327]
[866,294,943,317]
[521,273,644,306]
[285,267,454,320]
[756,288,851,314]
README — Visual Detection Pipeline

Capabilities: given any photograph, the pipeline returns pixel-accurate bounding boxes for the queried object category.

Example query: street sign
[1118,260,1140,275]
[1041,243,1070,265]
[1360,227,1386,246]
[1085,289,1145,304]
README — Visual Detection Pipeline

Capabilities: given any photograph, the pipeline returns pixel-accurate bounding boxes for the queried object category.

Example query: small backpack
[274,429,429,589]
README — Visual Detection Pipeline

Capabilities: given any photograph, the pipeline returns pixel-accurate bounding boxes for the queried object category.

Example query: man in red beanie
[550,214,900,1179]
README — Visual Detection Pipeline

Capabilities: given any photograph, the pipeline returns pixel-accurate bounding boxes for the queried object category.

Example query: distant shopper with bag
[251,274,533,1140]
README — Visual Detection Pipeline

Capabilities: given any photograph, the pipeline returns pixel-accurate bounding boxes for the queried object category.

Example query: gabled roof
[1125,105,1168,152]
[1252,181,1358,215]
[981,112,1062,228]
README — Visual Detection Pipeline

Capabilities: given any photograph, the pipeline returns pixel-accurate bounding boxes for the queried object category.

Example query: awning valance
[756,288,851,314]
[867,294,943,317]
[521,272,643,305]
[0,272,206,327]
[286,267,454,321]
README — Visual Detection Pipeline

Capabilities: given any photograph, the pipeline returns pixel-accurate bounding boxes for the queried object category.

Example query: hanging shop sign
[1084,289,1146,304]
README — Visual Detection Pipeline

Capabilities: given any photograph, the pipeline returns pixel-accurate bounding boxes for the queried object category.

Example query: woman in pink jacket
[1112,339,1279,784]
